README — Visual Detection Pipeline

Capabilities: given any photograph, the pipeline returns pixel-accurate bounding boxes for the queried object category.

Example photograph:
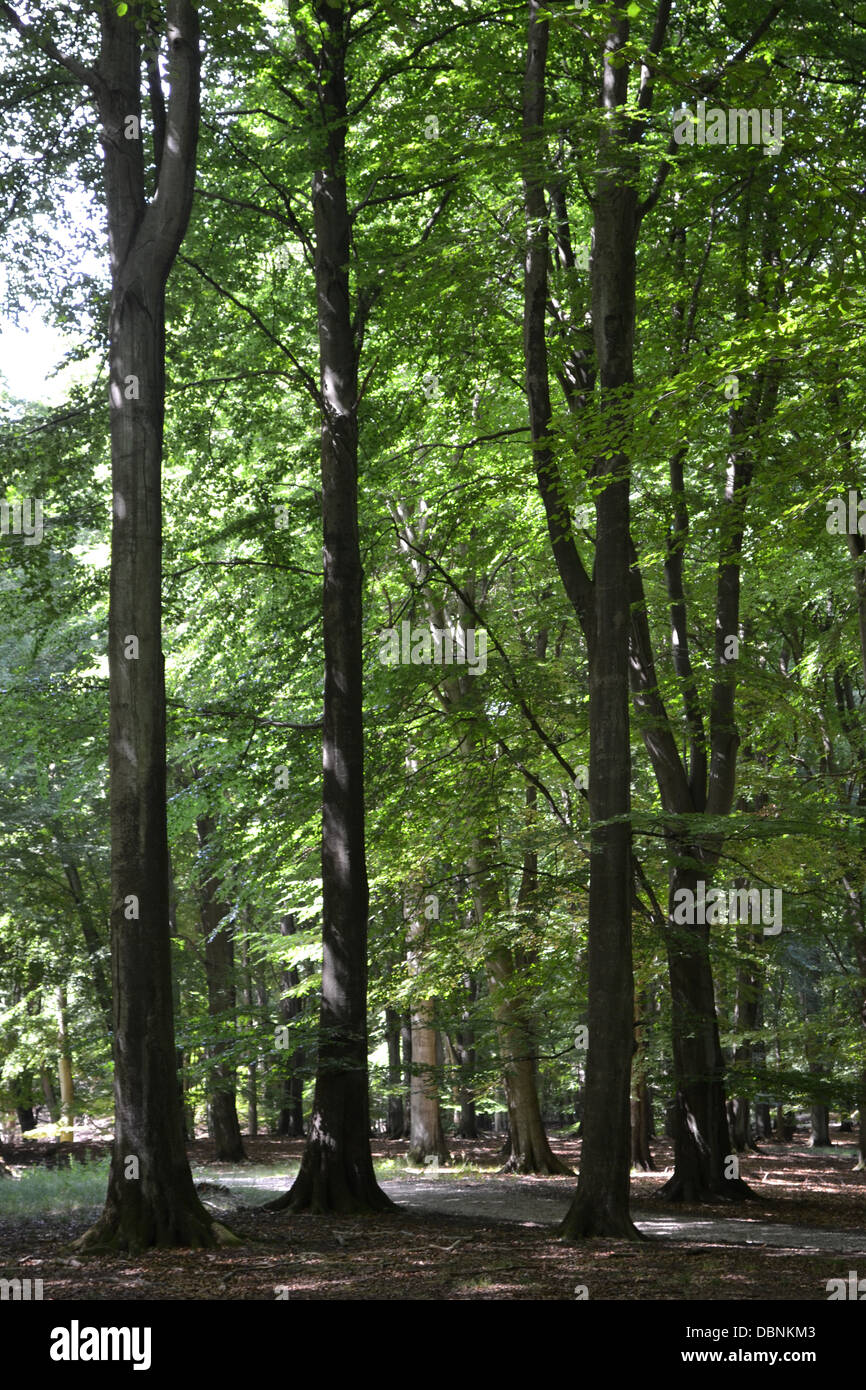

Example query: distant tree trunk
[630,1087,654,1171]
[406,911,449,1166]
[277,915,305,1138]
[730,914,760,1152]
[857,925,866,1169]
[54,833,112,1036]
[198,816,245,1162]
[266,2,391,1214]
[630,998,654,1171]
[401,1013,412,1138]
[809,1104,831,1148]
[385,1007,405,1140]
[485,942,572,1175]
[453,977,478,1139]
[657,863,749,1201]
[16,1105,36,1135]
[57,987,75,1143]
[240,928,258,1139]
[169,859,194,1143]
[754,1102,772,1139]
[40,1067,60,1124]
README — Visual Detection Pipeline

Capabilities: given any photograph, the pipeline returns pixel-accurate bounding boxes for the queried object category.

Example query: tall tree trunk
[197,817,245,1162]
[266,2,390,1213]
[555,2,639,1237]
[68,2,227,1250]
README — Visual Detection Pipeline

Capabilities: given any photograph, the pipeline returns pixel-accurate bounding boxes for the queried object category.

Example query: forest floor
[1,1132,864,1299]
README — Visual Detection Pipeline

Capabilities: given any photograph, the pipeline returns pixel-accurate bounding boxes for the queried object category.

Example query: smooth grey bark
[265,3,391,1213]
[6,0,233,1252]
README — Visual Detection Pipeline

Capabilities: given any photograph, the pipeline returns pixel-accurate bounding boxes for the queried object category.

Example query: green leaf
[117,2,128,15]
[627,2,640,15]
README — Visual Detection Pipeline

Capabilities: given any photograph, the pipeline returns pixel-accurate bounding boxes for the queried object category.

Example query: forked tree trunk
[66,2,229,1251]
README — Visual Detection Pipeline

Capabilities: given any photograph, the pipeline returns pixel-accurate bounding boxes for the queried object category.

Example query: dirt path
[381,1178,866,1254]
[205,1170,866,1256]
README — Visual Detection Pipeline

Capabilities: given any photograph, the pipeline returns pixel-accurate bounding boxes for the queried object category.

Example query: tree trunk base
[264,1167,397,1212]
[655,1172,754,1204]
[631,1156,655,1172]
[498,1151,573,1176]
[560,1194,644,1241]
[214,1139,247,1163]
[407,1146,450,1168]
[73,1204,238,1254]
[264,1156,396,1215]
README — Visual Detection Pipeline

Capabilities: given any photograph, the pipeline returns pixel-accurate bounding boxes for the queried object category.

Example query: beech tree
[0,0,230,1250]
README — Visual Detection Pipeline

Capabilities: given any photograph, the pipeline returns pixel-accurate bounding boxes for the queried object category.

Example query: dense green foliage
[1,0,864,1158]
